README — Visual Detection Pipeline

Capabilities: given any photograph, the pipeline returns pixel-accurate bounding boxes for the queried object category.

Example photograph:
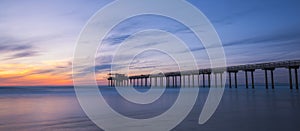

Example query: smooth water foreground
[0,86,299,131]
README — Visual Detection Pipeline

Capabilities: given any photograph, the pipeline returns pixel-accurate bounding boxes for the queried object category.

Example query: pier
[107,60,300,89]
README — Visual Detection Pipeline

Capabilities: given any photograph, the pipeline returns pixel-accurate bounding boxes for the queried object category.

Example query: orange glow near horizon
[0,61,111,86]
[0,59,176,87]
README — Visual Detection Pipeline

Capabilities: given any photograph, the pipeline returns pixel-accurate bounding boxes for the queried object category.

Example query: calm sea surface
[0,86,299,131]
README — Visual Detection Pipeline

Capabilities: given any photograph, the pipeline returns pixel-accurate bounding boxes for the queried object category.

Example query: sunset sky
[1,0,300,86]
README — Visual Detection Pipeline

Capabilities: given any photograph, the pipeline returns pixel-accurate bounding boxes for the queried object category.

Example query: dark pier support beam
[145,78,146,87]
[194,75,197,87]
[188,75,191,87]
[229,72,232,88]
[182,75,185,87]
[289,67,293,89]
[214,73,217,87]
[264,70,268,89]
[166,77,169,87]
[220,73,223,87]
[202,74,206,88]
[178,76,180,87]
[175,76,178,87]
[245,71,249,89]
[251,70,255,89]
[176,76,178,87]
[198,74,200,87]
[160,77,163,87]
[155,77,157,87]
[145,78,148,87]
[173,76,175,87]
[208,73,211,88]
[169,76,171,87]
[179,76,182,87]
[295,68,299,90]
[192,74,195,87]
[271,69,275,89]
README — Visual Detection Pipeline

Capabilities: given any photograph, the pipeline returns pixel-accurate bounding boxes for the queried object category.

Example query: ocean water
[0,86,299,131]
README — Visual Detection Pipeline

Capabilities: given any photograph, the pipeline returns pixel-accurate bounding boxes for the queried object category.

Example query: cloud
[95,64,112,71]
[29,69,57,75]
[188,29,300,53]
[55,61,72,69]
[226,30,300,47]
[0,44,33,53]
[103,34,131,45]
[0,34,41,60]
[6,51,38,60]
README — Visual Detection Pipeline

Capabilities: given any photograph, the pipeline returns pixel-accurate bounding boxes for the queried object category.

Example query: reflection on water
[0,86,300,131]
[0,87,99,131]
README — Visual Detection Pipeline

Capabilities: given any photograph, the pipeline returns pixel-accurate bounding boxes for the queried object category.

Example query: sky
[0,0,300,86]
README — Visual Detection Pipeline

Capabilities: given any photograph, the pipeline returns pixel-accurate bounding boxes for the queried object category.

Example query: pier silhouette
[108,60,300,89]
